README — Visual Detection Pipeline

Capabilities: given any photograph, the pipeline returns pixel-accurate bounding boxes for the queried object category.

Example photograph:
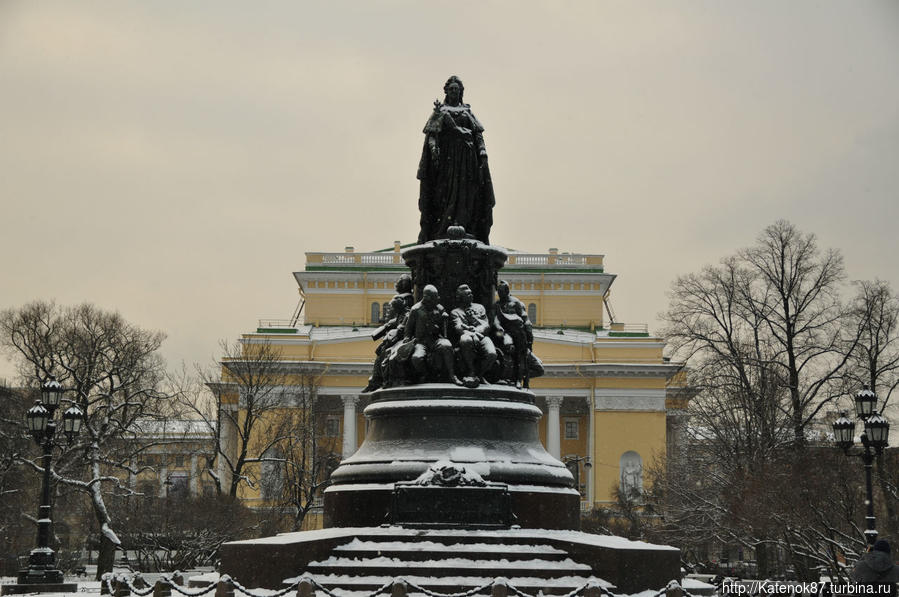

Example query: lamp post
[832,386,891,547]
[564,455,592,497]
[8,377,83,594]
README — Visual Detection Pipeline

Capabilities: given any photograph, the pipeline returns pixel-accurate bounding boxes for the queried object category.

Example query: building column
[218,405,237,492]
[585,394,594,506]
[546,395,563,459]
[189,454,199,496]
[342,395,360,458]
[159,464,168,498]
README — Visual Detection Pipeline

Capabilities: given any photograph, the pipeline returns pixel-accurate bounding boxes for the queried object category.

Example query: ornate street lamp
[9,377,84,594]
[832,413,855,451]
[854,386,878,420]
[62,405,84,439]
[26,402,50,436]
[832,386,891,547]
[40,378,63,412]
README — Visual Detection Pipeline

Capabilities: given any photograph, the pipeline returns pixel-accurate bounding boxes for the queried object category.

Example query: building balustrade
[305,248,604,270]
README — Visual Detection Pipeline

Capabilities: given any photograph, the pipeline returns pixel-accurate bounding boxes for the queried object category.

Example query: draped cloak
[417,103,495,244]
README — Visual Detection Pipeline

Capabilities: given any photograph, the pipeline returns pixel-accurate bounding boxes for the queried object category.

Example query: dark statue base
[392,483,512,527]
[324,384,579,530]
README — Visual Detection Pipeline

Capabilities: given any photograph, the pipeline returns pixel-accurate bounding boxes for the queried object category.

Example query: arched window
[619,451,643,498]
[527,303,537,323]
[370,302,380,324]
[382,302,390,322]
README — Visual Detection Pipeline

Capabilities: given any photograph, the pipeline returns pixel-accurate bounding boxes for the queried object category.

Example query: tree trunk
[875,454,897,540]
[756,541,770,579]
[96,533,116,582]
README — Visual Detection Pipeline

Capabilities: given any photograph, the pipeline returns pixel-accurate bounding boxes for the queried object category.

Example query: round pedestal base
[325,384,578,529]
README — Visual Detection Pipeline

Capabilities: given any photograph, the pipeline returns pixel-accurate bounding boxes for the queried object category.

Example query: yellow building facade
[223,243,685,518]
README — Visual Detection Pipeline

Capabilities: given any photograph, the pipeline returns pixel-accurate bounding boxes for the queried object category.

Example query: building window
[371,302,380,324]
[325,417,340,438]
[167,474,190,500]
[174,454,185,468]
[564,419,579,440]
[137,480,157,497]
[527,303,537,322]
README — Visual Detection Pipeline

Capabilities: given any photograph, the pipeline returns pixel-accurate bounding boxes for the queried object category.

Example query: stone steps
[332,537,571,562]
[300,537,609,595]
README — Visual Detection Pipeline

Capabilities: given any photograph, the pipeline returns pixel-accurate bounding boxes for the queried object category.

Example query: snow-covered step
[307,554,591,579]
[333,538,569,561]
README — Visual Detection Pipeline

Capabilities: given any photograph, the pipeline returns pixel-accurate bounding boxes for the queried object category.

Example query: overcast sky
[2,1,898,382]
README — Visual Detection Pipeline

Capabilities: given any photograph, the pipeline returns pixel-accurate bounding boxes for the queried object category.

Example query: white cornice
[543,362,681,378]
[594,388,667,411]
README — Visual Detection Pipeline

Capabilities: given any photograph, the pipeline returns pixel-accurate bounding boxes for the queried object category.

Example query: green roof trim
[256,328,299,334]
[608,331,651,337]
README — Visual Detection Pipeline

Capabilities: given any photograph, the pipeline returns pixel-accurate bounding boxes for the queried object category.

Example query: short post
[391,579,408,597]
[296,577,314,597]
[153,580,172,597]
[665,580,683,597]
[492,577,509,597]
[170,573,184,587]
[215,578,234,597]
[114,576,131,597]
[584,580,603,597]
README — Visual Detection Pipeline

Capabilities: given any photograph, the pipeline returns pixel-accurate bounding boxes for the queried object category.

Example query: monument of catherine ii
[219,76,683,594]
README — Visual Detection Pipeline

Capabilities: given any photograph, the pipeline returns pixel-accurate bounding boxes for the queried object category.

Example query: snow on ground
[0,578,101,596]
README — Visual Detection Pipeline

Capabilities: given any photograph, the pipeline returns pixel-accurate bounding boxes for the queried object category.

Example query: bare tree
[186,340,295,499]
[845,279,899,409]
[272,375,341,531]
[656,221,884,579]
[0,301,176,580]
[184,341,341,531]
[841,279,899,541]
[739,221,856,444]
[0,384,34,574]
[664,257,795,472]
[109,493,259,572]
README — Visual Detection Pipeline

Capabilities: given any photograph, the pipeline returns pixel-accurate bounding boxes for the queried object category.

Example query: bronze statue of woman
[417,76,495,245]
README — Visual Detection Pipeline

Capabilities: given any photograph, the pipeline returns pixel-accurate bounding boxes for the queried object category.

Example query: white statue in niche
[619,450,643,498]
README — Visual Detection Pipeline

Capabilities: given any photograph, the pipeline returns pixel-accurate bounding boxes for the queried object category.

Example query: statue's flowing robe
[417,103,495,244]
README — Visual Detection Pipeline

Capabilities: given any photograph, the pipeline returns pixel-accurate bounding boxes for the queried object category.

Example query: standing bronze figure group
[365,278,543,391]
